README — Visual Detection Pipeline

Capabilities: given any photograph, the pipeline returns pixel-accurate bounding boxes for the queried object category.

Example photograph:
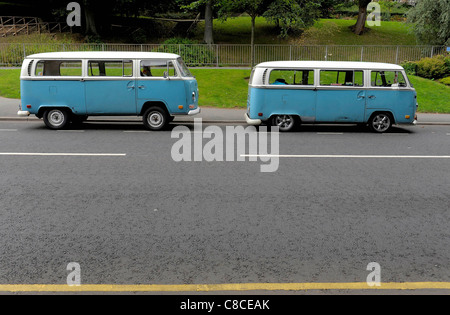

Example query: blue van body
[246,61,417,132]
[19,52,200,130]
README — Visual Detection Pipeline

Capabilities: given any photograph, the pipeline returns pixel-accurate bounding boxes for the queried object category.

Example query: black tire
[369,112,393,133]
[143,107,168,131]
[43,108,70,130]
[271,115,298,132]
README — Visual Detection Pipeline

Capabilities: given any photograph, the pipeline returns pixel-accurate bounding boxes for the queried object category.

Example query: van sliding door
[316,70,366,123]
[84,60,137,114]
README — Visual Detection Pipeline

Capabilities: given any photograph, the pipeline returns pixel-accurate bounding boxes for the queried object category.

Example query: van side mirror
[163,71,169,79]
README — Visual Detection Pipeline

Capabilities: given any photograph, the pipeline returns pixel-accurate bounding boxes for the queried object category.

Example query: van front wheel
[143,107,168,131]
[43,109,70,130]
[271,115,297,132]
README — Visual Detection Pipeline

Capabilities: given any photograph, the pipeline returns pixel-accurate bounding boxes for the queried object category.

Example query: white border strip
[241,154,450,159]
[0,153,126,157]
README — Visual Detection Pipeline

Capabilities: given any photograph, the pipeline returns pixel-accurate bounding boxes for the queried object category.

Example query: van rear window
[320,70,364,87]
[269,69,314,86]
[35,60,82,77]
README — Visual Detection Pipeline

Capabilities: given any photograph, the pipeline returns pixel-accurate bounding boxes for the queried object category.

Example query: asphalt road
[0,120,449,294]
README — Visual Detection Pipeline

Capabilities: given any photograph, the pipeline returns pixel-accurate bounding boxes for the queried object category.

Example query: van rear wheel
[43,109,70,130]
[271,115,297,132]
[369,113,393,133]
[143,107,168,131]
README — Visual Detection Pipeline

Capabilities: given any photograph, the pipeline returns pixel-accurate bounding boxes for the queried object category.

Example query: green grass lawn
[0,15,416,46]
[1,69,448,113]
[0,68,20,99]
[192,17,417,46]
[295,19,416,46]
[191,69,251,108]
[409,76,450,113]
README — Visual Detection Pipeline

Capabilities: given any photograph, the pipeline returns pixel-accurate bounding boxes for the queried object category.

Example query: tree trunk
[250,14,256,67]
[204,0,214,45]
[352,0,371,35]
[84,5,98,35]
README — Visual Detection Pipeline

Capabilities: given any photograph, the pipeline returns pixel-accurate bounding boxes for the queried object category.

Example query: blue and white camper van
[18,52,200,130]
[246,61,418,133]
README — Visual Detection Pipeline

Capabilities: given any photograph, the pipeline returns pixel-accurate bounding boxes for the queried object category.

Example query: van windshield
[177,57,193,77]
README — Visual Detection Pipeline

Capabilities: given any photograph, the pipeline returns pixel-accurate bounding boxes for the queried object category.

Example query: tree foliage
[263,0,321,38]
[407,0,450,46]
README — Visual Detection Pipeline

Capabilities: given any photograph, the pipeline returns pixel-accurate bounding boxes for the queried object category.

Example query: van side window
[269,69,314,85]
[140,60,177,78]
[35,60,82,76]
[320,70,364,87]
[371,71,407,87]
[88,60,133,77]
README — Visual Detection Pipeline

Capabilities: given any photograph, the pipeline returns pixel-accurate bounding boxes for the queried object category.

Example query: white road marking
[241,154,450,159]
[0,153,126,157]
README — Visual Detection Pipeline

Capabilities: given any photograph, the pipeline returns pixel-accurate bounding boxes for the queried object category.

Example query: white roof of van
[26,51,181,60]
[256,61,404,70]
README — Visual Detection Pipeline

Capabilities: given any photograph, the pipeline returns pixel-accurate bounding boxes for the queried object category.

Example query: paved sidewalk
[1,96,449,125]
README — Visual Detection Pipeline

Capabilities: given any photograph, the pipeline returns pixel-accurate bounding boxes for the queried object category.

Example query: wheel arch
[269,113,302,122]
[139,101,170,117]
[37,106,73,119]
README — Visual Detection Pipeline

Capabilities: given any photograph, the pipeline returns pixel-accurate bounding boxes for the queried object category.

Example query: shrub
[416,55,448,80]
[445,56,450,73]
[401,61,418,76]
[441,77,450,86]
[158,37,215,66]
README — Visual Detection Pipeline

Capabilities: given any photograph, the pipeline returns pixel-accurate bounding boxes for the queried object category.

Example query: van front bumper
[17,111,30,117]
[245,113,262,126]
[188,107,201,116]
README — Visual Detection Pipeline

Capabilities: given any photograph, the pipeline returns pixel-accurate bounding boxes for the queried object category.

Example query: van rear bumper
[245,113,262,126]
[17,111,30,117]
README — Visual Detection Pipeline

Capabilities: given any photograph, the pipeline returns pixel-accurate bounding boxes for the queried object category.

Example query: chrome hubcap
[372,115,391,132]
[148,112,164,128]
[48,110,65,127]
[274,115,294,130]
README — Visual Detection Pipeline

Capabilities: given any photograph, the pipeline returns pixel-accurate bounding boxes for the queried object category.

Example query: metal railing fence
[0,43,446,67]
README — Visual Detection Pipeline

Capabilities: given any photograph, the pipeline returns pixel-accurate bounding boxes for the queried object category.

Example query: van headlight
[192,91,196,102]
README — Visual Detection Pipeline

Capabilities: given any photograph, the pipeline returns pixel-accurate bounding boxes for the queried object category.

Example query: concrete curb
[0,117,246,124]
[1,116,449,126]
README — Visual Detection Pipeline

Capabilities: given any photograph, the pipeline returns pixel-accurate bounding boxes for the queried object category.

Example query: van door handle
[138,85,145,89]
[368,95,376,99]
